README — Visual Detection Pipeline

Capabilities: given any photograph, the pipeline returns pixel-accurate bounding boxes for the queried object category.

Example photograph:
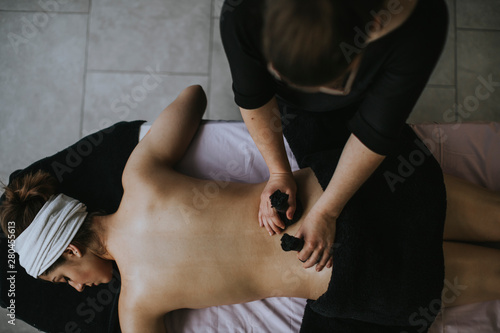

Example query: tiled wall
[408,0,500,123]
[1,0,499,184]
[0,0,498,331]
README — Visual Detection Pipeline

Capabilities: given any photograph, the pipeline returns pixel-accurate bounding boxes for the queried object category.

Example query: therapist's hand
[294,208,336,272]
[259,172,297,235]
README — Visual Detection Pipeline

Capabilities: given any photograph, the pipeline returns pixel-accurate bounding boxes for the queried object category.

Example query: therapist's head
[263,0,385,94]
[0,171,112,290]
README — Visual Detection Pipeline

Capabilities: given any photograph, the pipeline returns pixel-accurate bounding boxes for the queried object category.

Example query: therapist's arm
[240,96,297,235]
[295,133,385,271]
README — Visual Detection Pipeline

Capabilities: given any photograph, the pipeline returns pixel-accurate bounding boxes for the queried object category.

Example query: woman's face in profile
[40,249,113,292]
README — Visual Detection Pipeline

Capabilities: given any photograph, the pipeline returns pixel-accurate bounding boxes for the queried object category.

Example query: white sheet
[139,121,500,332]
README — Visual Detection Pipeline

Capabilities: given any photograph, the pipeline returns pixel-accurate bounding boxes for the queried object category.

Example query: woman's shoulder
[118,280,179,331]
[121,132,180,192]
[220,0,264,25]
[220,0,265,49]
[119,267,181,316]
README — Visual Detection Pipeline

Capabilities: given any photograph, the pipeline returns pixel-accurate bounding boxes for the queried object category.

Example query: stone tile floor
[0,0,499,331]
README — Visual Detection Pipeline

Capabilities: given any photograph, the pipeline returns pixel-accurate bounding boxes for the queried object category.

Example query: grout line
[453,0,458,122]
[86,69,209,77]
[0,9,88,15]
[212,0,220,20]
[79,0,92,139]
[213,0,220,19]
[426,84,456,89]
[456,27,500,32]
[206,0,215,118]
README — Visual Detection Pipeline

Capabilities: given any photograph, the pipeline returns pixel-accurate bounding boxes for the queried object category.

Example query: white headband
[14,193,88,278]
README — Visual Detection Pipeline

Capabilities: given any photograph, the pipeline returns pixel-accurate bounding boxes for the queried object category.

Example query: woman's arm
[295,134,385,271]
[119,286,177,333]
[120,314,167,333]
[119,298,169,333]
[310,134,385,221]
[240,96,297,235]
[141,85,207,167]
[122,85,207,190]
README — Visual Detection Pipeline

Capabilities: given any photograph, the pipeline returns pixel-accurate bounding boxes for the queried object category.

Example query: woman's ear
[369,15,384,35]
[267,63,282,80]
[364,15,385,43]
[64,244,83,258]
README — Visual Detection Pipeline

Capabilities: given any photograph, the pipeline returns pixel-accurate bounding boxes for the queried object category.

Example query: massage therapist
[220,0,448,271]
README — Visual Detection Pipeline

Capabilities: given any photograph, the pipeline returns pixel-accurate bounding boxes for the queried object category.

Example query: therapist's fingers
[266,211,284,235]
[259,203,268,228]
[258,195,268,229]
[270,220,282,235]
[260,199,283,235]
[260,214,272,235]
[263,218,282,235]
[264,198,286,231]
[326,257,333,269]
[315,248,331,272]
[268,194,286,230]
[271,214,285,231]
[264,220,274,236]
[259,207,272,235]
[286,191,296,221]
[265,172,296,229]
[301,247,322,269]
[295,232,314,264]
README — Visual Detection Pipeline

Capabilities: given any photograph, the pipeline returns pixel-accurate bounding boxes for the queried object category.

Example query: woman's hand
[259,172,297,235]
[294,208,336,272]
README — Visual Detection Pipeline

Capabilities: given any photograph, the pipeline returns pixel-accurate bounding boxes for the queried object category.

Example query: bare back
[111,158,330,313]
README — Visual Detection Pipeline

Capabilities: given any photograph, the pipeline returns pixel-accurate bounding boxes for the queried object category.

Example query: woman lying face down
[1,86,500,333]
[0,172,114,291]
[0,86,333,332]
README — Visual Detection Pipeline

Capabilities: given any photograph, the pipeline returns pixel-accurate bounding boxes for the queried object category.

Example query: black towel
[0,120,144,333]
[279,107,446,330]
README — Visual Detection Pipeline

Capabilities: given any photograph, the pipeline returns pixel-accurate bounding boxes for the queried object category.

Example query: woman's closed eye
[50,276,70,284]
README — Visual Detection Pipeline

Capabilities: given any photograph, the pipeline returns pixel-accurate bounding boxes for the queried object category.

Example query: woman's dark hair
[0,170,105,276]
[263,0,385,86]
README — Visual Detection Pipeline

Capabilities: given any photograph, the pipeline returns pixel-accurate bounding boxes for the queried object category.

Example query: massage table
[139,120,499,333]
[0,121,497,332]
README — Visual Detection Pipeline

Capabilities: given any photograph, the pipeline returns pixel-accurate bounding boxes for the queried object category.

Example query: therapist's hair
[0,170,106,275]
[263,0,384,86]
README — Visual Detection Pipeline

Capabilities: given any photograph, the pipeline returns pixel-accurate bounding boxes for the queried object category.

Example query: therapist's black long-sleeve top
[220,0,448,156]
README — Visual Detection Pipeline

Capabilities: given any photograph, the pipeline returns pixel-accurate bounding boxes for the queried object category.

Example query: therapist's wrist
[268,159,292,175]
[312,198,342,221]
[270,169,292,175]
[270,169,293,179]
